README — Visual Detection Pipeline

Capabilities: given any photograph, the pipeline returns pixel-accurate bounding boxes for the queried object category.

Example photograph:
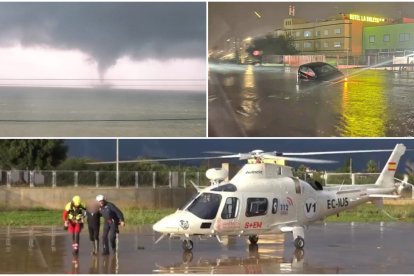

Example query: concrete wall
[0,187,196,210]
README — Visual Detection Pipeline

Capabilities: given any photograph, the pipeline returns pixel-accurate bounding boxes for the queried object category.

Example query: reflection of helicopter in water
[153,234,339,274]
[152,144,410,251]
[87,254,119,274]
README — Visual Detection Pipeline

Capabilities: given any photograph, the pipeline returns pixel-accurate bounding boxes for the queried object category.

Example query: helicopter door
[278,179,299,220]
[221,197,240,219]
[214,197,241,233]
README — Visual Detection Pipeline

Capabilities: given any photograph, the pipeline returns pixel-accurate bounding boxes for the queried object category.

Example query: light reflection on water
[2,223,413,273]
[209,65,414,136]
[238,65,260,131]
[339,71,388,136]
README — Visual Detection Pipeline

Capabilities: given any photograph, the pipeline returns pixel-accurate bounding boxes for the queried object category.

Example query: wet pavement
[208,64,414,137]
[1,222,414,273]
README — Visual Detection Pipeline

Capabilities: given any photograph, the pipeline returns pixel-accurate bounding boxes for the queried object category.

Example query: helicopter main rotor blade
[279,149,395,156]
[87,155,236,165]
[90,147,389,165]
[203,151,236,155]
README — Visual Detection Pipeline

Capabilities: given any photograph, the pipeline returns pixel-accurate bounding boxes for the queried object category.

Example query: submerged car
[297,62,346,83]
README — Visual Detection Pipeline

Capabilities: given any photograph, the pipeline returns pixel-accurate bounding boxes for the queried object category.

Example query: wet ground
[1,222,414,273]
[208,64,414,137]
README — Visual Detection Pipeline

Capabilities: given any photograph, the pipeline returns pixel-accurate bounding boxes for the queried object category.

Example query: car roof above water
[300,62,334,68]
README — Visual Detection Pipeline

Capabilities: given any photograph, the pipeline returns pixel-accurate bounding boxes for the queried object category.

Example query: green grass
[1,204,414,226]
[124,208,175,225]
[0,210,62,226]
[0,208,176,226]
[325,204,414,222]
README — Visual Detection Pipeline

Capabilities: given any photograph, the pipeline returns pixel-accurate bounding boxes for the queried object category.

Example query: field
[1,200,414,226]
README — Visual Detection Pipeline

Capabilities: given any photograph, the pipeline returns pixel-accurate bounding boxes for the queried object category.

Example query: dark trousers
[88,222,100,242]
[102,221,118,253]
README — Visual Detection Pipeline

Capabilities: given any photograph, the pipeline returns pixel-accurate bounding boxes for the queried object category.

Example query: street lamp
[116,139,119,188]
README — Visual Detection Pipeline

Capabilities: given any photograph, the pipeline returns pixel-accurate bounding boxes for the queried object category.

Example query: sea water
[0,87,205,137]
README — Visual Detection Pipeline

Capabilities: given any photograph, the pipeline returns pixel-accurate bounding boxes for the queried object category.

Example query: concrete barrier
[0,187,196,210]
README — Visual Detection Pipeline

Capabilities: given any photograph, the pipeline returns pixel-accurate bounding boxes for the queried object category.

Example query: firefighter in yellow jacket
[62,195,86,255]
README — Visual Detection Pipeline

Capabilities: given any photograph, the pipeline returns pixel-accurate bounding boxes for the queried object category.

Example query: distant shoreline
[0,85,206,93]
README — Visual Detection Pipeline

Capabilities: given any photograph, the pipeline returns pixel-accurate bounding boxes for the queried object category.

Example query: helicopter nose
[152,214,179,233]
[152,219,164,233]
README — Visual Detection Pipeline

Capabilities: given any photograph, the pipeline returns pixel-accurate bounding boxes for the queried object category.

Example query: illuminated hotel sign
[349,14,385,23]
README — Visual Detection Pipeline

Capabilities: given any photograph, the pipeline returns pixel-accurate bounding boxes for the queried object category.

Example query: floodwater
[1,222,414,273]
[0,87,206,137]
[208,64,414,137]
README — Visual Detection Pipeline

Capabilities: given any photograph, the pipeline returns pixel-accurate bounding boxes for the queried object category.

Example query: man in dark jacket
[96,194,125,255]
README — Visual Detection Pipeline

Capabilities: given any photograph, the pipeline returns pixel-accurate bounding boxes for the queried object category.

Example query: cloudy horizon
[0,2,206,91]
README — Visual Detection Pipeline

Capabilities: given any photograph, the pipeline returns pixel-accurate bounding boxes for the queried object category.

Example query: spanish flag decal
[388,162,396,171]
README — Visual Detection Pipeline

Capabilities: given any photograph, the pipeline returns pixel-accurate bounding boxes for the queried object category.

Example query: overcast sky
[0,2,206,90]
[66,139,414,173]
[209,2,414,49]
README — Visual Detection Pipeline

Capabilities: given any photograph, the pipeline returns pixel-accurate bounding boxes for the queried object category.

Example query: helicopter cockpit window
[221,197,239,219]
[186,193,222,220]
[179,192,200,210]
[308,180,323,191]
[211,183,237,192]
[246,198,268,217]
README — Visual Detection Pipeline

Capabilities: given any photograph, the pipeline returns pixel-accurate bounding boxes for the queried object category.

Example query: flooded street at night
[1,222,414,273]
[208,64,414,137]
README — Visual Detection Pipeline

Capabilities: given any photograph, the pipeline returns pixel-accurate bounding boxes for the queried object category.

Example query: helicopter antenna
[190,180,202,192]
[338,180,346,192]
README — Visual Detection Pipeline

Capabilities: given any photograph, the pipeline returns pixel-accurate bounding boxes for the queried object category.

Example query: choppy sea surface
[0,87,205,137]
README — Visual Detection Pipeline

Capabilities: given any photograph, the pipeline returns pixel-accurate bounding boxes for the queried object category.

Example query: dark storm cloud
[0,2,206,77]
[66,139,414,173]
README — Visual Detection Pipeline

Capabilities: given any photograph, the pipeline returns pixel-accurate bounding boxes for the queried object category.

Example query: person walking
[96,195,125,255]
[86,199,101,255]
[62,195,86,255]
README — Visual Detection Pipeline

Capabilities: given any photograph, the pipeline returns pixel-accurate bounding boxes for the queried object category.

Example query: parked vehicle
[297,62,345,83]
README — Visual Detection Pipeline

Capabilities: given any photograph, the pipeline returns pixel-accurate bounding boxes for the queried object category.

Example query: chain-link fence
[295,171,381,186]
[0,169,388,188]
[0,170,208,188]
[324,173,380,185]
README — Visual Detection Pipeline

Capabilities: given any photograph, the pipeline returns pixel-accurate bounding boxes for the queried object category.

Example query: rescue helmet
[96,194,105,202]
[72,195,81,206]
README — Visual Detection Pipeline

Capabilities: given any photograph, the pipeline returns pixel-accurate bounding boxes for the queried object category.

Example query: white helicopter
[152,143,410,251]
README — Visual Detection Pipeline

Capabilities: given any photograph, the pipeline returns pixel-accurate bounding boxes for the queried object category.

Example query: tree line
[0,140,204,173]
[0,140,413,184]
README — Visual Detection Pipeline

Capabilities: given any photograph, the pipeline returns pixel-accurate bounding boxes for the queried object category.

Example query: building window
[334,41,342,48]
[295,42,300,49]
[324,30,329,36]
[323,42,329,48]
[304,31,312,37]
[400,33,410,42]
[369,35,375,43]
[316,30,321,36]
[383,34,390,42]
[315,41,320,49]
[304,42,312,48]
[335,28,341,34]
[296,31,301,37]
